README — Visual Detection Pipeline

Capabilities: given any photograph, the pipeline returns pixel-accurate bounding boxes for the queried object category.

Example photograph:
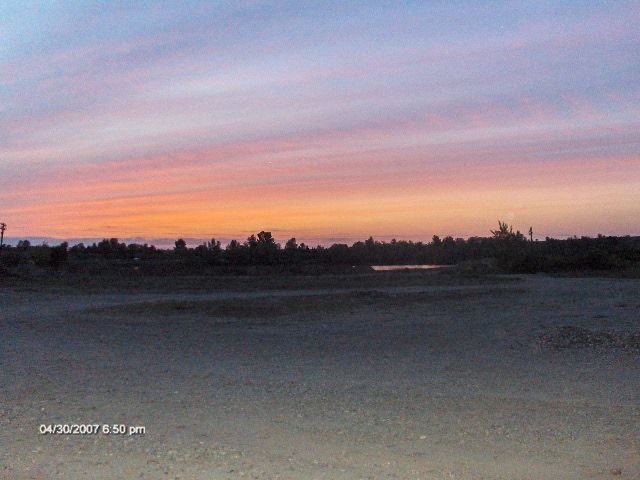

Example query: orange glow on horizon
[3,3,639,244]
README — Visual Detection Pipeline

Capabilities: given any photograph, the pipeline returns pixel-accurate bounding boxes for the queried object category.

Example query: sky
[1,1,639,246]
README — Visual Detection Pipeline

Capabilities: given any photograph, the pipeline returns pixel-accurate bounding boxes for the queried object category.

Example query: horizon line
[4,231,640,249]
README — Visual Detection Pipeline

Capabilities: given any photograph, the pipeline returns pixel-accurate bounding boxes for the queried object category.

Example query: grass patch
[88,286,524,320]
[2,270,519,294]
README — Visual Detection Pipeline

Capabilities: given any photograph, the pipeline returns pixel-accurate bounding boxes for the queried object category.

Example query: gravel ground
[1,274,639,479]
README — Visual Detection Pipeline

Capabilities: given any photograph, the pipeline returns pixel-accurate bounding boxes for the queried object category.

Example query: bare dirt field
[1,272,638,479]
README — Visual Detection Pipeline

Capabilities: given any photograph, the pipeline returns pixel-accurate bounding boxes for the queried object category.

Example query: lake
[370,264,452,271]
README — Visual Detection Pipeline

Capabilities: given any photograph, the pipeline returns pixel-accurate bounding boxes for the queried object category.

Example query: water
[370,264,452,271]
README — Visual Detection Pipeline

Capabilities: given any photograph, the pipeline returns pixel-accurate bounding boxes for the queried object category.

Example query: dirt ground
[1,273,638,479]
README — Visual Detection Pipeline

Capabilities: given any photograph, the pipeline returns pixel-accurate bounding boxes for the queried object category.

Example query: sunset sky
[2,1,639,245]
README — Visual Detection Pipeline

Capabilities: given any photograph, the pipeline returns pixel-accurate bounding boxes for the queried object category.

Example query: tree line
[2,222,640,273]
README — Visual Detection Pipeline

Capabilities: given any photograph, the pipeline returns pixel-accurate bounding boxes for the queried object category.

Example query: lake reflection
[370,265,452,271]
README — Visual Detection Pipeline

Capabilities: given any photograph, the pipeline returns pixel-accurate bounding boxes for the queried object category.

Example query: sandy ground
[1,274,638,479]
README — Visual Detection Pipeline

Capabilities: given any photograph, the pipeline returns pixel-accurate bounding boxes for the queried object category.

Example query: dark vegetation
[88,287,524,322]
[1,222,639,277]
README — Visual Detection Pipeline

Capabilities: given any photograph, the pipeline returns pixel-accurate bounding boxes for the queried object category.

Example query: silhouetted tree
[490,221,529,271]
[195,238,222,264]
[174,238,187,253]
[70,243,86,254]
[248,231,280,264]
[285,238,298,251]
[17,239,31,251]
[49,242,68,267]
[491,221,525,241]
[225,239,248,265]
